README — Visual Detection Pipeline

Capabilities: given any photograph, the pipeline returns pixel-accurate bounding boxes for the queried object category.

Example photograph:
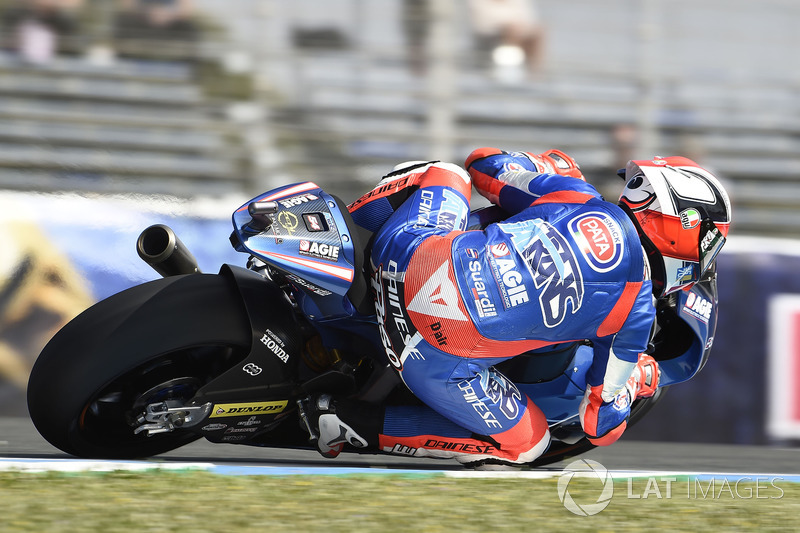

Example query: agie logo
[568,212,624,273]
[299,240,340,261]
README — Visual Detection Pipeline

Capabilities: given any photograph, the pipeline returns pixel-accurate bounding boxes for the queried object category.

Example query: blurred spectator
[595,122,639,199]
[3,0,83,64]
[468,0,544,74]
[612,123,638,170]
[402,0,429,76]
[114,0,198,42]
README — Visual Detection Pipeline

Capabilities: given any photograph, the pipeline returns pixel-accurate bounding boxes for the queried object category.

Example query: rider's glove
[465,147,584,180]
[578,384,630,446]
[539,149,585,181]
[465,147,586,205]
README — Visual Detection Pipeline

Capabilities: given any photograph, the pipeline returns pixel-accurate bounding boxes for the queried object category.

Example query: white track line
[0,458,799,483]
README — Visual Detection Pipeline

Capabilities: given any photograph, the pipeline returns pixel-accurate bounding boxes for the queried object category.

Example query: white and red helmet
[618,156,732,297]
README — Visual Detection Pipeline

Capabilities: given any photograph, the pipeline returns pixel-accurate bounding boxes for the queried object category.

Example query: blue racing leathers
[351,151,655,464]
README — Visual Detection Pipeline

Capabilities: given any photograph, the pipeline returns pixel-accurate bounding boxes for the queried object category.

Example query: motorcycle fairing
[655,273,718,386]
[231,182,367,320]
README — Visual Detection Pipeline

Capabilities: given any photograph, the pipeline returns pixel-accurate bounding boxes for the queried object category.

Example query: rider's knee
[491,398,551,462]
[416,161,473,200]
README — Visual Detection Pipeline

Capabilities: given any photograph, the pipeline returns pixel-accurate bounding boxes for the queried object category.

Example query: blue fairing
[658,276,718,386]
[231,182,362,321]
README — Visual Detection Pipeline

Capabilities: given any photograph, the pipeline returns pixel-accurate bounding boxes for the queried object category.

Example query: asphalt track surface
[2,416,800,475]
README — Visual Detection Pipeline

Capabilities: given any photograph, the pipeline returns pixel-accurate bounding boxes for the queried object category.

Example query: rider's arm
[465,147,596,215]
[586,279,655,398]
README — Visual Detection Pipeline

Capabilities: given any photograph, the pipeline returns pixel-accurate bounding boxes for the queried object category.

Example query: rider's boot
[303,394,379,459]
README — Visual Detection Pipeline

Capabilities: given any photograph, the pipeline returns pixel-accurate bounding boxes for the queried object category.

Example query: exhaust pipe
[137,224,200,277]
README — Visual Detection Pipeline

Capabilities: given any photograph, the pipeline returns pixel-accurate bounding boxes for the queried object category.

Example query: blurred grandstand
[0,0,800,236]
[0,0,797,235]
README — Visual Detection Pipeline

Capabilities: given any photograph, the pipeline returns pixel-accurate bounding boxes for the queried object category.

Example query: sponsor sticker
[209,401,288,418]
[466,259,498,319]
[349,175,412,212]
[260,329,290,363]
[490,243,510,257]
[682,291,712,323]
[242,362,262,376]
[373,261,416,370]
[486,250,529,310]
[676,263,697,285]
[224,426,258,434]
[285,273,333,296]
[277,211,299,234]
[568,212,624,273]
[499,219,584,328]
[612,392,630,411]
[412,188,468,231]
[505,162,527,173]
[437,188,469,231]
[478,368,522,421]
[201,423,227,432]
[423,439,496,454]
[428,321,448,346]
[680,208,701,229]
[458,380,503,430]
[278,193,319,208]
[298,240,340,262]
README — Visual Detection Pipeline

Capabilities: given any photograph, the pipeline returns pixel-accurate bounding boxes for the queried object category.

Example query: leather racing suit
[347,150,655,464]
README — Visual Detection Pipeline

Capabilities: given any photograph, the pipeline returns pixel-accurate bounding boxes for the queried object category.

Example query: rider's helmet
[618,156,732,297]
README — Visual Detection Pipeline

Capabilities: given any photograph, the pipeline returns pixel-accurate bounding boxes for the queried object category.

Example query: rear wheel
[27,274,252,458]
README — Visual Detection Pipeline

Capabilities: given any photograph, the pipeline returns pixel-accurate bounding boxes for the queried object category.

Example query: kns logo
[478,369,522,421]
[500,219,584,328]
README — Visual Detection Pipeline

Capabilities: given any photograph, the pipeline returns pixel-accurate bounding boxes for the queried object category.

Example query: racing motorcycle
[27,181,719,466]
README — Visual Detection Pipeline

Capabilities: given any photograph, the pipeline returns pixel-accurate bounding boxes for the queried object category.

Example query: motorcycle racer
[310,148,731,466]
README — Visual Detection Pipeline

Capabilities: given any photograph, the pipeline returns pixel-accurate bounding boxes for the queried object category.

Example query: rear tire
[27,274,252,459]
